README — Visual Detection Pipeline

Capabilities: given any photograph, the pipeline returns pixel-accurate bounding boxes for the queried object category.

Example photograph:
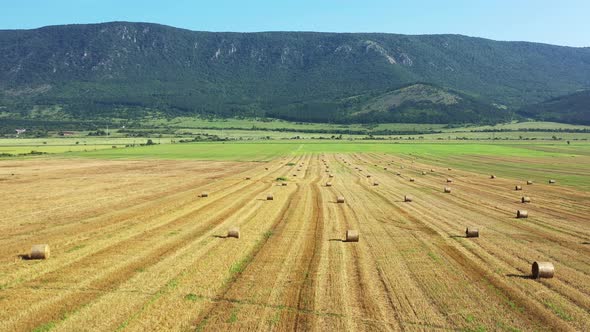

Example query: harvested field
[0,151,589,331]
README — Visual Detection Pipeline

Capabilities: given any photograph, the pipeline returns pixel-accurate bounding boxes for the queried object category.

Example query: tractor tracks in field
[2,158,303,332]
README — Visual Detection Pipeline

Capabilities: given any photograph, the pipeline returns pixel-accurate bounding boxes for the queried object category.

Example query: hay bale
[265,167,269,170]
[515,185,522,191]
[267,194,274,201]
[422,171,427,175]
[384,167,388,170]
[448,168,452,171]
[30,244,50,259]
[200,192,209,198]
[373,181,379,186]
[532,261,554,279]
[521,196,531,203]
[345,230,359,242]
[404,195,413,202]
[326,182,332,187]
[410,178,415,182]
[490,175,496,179]
[517,210,528,218]
[245,177,251,180]
[366,175,371,178]
[337,196,345,203]
[444,187,452,193]
[430,169,435,172]
[281,182,288,186]
[400,166,405,169]
[329,174,334,178]
[227,227,240,239]
[549,179,556,184]
[465,228,479,238]
[446,178,453,183]
[527,180,533,185]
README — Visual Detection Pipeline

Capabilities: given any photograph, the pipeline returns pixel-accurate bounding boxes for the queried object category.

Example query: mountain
[518,90,590,125]
[0,22,589,124]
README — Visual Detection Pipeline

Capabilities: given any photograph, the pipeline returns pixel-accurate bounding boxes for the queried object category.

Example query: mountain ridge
[1,21,589,124]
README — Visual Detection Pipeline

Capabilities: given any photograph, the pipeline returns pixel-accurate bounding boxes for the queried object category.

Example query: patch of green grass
[495,321,522,332]
[229,259,248,276]
[263,231,273,239]
[268,311,281,326]
[286,162,296,166]
[227,308,239,323]
[32,321,56,332]
[116,277,180,331]
[65,244,85,253]
[427,252,441,263]
[276,177,287,181]
[184,293,199,302]
[485,282,525,313]
[544,300,574,321]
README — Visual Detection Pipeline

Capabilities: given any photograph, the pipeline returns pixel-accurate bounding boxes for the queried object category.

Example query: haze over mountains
[1,22,589,124]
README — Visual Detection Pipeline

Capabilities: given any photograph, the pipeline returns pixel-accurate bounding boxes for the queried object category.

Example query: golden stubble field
[0,154,589,331]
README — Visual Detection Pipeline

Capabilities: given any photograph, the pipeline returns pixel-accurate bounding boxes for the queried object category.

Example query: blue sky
[1,0,588,47]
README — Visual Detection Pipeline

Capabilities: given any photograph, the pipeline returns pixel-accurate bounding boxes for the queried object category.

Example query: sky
[1,0,589,47]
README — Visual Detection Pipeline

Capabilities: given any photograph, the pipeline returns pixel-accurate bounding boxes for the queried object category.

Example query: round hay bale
[521,196,531,203]
[515,185,522,191]
[384,167,388,170]
[30,244,50,260]
[227,227,240,239]
[527,180,533,185]
[400,166,405,169]
[422,171,427,175]
[326,182,332,187]
[329,174,334,178]
[409,178,415,182]
[465,228,479,238]
[281,182,288,186]
[396,172,401,176]
[448,168,452,171]
[517,210,528,218]
[245,177,251,180]
[430,169,435,172]
[366,175,371,178]
[200,192,209,198]
[373,181,379,186]
[325,170,330,173]
[490,175,496,179]
[549,179,556,184]
[404,195,413,202]
[532,261,554,279]
[265,167,269,170]
[346,230,359,242]
[446,178,453,183]
[267,194,274,201]
[337,196,345,203]
[444,187,452,193]
[293,174,297,177]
